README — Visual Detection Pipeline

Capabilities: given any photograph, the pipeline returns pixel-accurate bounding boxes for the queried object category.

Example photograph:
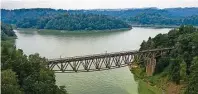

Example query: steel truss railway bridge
[48,48,172,75]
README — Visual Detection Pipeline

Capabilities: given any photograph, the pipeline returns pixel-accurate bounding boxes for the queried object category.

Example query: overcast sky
[1,0,198,9]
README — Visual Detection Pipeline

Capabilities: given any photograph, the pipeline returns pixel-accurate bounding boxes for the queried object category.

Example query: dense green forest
[1,23,67,94]
[128,12,198,25]
[2,8,198,27]
[135,25,198,93]
[1,23,16,40]
[15,14,131,30]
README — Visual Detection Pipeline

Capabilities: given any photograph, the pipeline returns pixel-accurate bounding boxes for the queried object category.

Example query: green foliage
[176,28,198,74]
[138,80,162,94]
[185,57,198,94]
[154,57,170,74]
[180,61,187,81]
[1,69,23,94]
[1,47,68,94]
[152,33,169,48]
[22,68,67,94]
[2,8,198,28]
[1,22,16,40]
[169,58,181,84]
[1,23,67,94]
[128,13,198,25]
[15,14,131,31]
[139,25,198,86]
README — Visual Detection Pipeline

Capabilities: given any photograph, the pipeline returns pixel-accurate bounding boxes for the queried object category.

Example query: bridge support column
[146,53,156,76]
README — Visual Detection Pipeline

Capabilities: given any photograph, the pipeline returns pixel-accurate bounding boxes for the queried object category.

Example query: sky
[1,0,198,9]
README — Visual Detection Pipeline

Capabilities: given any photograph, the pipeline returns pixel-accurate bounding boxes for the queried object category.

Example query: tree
[170,58,181,84]
[139,40,147,51]
[138,25,198,93]
[185,57,198,94]
[15,13,131,31]
[22,68,67,94]
[1,23,16,40]
[1,69,23,94]
[1,23,68,94]
[154,57,170,74]
[2,8,198,26]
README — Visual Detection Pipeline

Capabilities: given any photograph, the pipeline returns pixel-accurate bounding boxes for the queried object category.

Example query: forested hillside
[134,25,198,93]
[1,23,16,40]
[2,8,198,27]
[128,12,198,25]
[1,23,67,94]
[15,14,131,30]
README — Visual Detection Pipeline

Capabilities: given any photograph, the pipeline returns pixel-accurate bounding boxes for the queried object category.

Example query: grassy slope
[138,80,162,94]
[131,64,185,94]
[131,65,163,94]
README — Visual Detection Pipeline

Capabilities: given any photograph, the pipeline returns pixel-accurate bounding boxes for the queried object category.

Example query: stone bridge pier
[133,50,167,76]
[145,53,157,76]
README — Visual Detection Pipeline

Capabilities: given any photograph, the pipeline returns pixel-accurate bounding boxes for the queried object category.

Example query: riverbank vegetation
[1,23,67,94]
[138,80,162,94]
[131,25,198,94]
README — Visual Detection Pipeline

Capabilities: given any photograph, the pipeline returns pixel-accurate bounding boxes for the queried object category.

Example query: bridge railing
[48,48,173,62]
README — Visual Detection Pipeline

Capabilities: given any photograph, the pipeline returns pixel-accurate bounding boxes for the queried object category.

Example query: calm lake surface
[15,27,171,94]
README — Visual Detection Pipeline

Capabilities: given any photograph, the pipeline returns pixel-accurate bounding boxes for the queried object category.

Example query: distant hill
[127,12,198,25]
[1,7,198,27]
[14,13,131,31]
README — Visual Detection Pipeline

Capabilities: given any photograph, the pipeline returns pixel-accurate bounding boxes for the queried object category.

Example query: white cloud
[1,0,198,9]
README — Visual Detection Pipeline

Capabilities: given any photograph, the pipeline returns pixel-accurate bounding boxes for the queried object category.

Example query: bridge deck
[48,48,172,62]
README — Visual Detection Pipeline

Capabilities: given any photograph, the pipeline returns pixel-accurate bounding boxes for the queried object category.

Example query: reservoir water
[15,27,170,94]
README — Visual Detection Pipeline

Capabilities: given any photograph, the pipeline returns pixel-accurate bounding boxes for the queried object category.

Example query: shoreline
[131,25,179,28]
[131,24,198,28]
[16,28,132,33]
